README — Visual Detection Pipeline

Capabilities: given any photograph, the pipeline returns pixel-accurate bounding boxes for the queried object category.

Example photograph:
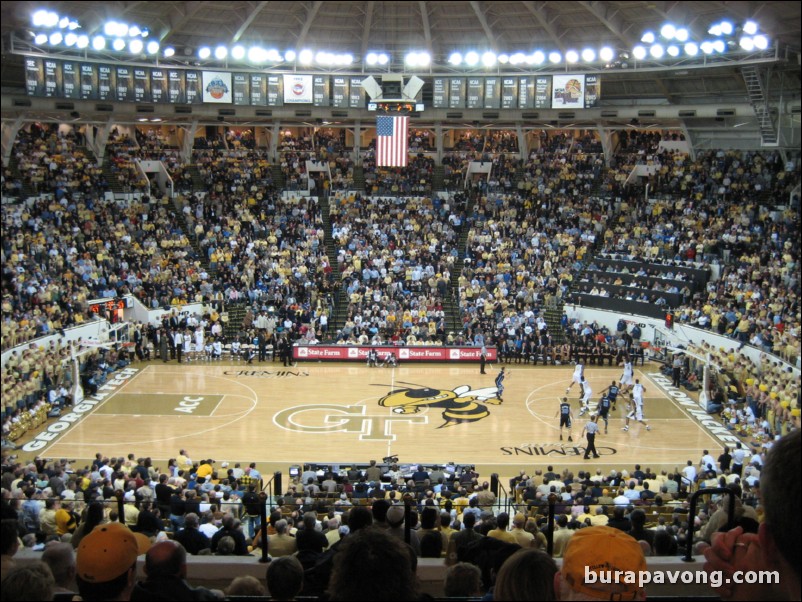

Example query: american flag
[376,115,409,167]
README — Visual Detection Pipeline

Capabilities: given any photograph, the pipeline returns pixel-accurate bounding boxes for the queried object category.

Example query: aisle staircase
[432,164,445,191]
[187,164,205,192]
[351,166,365,193]
[270,164,286,189]
[318,194,346,337]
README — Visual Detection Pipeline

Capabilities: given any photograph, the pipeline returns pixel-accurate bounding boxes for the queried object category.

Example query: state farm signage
[293,345,497,362]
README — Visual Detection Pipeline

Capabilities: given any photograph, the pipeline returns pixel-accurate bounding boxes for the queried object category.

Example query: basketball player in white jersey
[623,379,651,431]
[578,375,593,416]
[194,327,205,362]
[183,329,193,362]
[620,355,634,393]
[566,361,585,393]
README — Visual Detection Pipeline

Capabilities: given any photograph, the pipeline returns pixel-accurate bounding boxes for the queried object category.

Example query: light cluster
[30,10,161,56]
[446,19,769,69]
[25,9,772,69]
[634,19,769,60]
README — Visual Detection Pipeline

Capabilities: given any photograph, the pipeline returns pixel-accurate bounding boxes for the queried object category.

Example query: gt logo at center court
[273,404,427,441]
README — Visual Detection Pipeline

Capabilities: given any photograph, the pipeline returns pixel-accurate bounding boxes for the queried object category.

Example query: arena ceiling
[1,1,800,105]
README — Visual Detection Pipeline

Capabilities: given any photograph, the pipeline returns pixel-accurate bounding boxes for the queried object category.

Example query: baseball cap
[562,526,647,600]
[76,523,147,583]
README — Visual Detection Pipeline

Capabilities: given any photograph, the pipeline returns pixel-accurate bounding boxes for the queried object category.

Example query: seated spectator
[174,512,211,555]
[130,540,222,600]
[444,561,483,597]
[0,561,56,602]
[327,527,419,601]
[494,548,557,601]
[557,526,648,600]
[41,541,78,596]
[266,555,304,601]
[225,575,266,597]
[75,522,146,602]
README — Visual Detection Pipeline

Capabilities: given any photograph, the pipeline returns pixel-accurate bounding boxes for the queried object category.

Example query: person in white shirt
[183,330,193,361]
[731,442,748,476]
[566,362,584,393]
[620,357,634,392]
[681,460,698,487]
[622,380,650,431]
[194,328,205,362]
[700,450,718,473]
[578,377,593,416]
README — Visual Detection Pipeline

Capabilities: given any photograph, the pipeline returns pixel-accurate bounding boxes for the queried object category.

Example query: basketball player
[566,360,584,393]
[381,351,398,367]
[194,327,205,362]
[600,380,621,411]
[183,329,193,362]
[623,379,651,431]
[555,397,574,442]
[620,355,634,393]
[495,367,506,401]
[578,375,593,416]
[597,393,612,434]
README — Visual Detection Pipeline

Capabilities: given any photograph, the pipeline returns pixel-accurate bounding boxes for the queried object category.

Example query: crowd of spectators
[1,438,793,600]
[330,194,458,344]
[362,151,435,196]
[452,130,518,154]
[105,131,151,193]
[195,148,274,199]
[9,124,107,199]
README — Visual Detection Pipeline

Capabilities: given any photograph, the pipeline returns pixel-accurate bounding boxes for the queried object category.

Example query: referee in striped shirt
[582,414,601,459]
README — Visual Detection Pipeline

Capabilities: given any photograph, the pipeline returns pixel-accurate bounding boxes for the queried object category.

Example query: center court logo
[274,382,504,440]
[274,404,427,441]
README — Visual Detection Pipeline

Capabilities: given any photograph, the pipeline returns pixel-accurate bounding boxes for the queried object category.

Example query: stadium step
[101,158,126,194]
[187,164,205,192]
[447,192,478,336]
[6,155,34,199]
[270,163,286,189]
[170,196,208,273]
[432,164,445,191]
[318,193,344,339]
[352,166,366,192]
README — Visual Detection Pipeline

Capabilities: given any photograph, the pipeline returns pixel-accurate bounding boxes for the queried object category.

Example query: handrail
[545,494,557,556]
[494,477,514,517]
[682,487,737,562]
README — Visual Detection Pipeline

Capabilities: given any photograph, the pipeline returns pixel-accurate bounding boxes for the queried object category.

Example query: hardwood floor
[18,359,720,483]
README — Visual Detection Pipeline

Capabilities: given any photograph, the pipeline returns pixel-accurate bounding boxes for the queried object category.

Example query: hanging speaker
[402,75,424,100]
[361,76,382,100]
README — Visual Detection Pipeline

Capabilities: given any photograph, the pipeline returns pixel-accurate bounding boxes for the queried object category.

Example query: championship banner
[293,345,497,362]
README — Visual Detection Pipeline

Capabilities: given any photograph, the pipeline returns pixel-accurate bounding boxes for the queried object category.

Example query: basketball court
[19,359,719,482]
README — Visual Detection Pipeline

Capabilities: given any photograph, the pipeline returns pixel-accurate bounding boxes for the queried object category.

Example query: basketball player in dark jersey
[555,397,574,442]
